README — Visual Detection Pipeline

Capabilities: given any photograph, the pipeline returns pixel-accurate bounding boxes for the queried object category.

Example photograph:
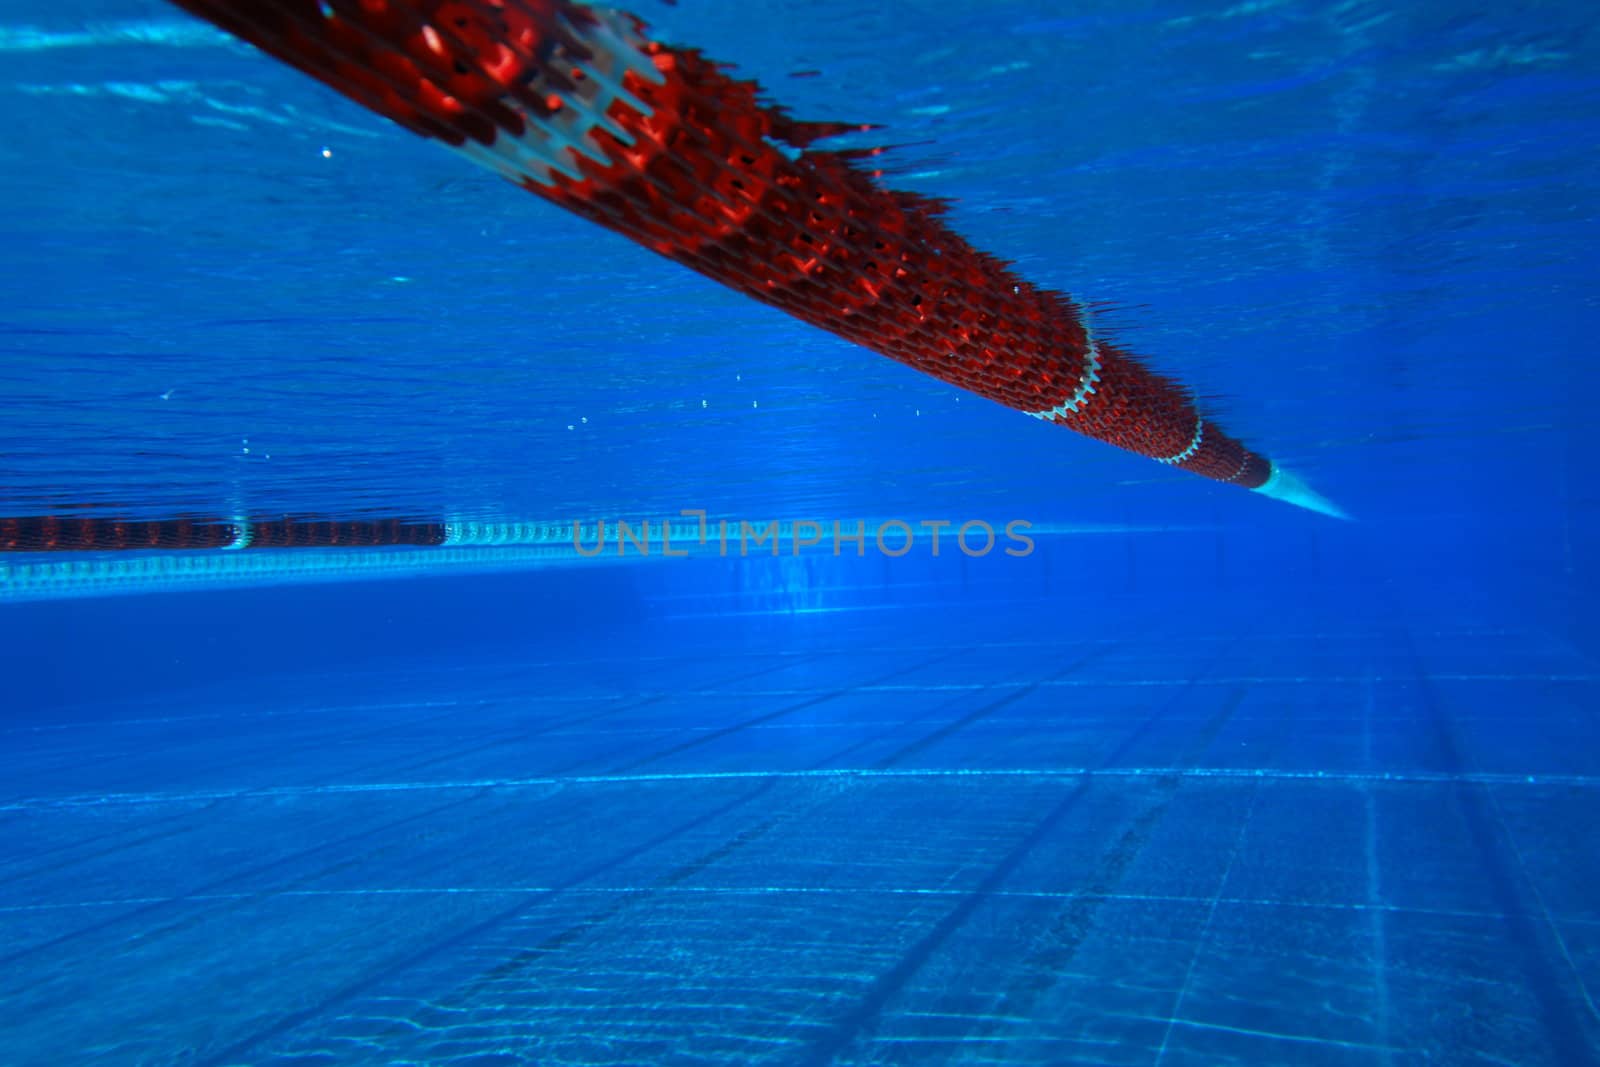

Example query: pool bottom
[0,595,1596,1065]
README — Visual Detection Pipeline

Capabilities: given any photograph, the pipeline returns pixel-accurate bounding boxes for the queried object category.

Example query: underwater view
[3,0,1598,1063]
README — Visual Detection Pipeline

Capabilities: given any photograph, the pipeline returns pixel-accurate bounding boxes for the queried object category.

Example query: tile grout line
[1152,778,1265,1067]
[1363,673,1395,1066]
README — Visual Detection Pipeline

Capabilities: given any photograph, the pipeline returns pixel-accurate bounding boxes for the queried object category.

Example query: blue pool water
[3,0,1599,1063]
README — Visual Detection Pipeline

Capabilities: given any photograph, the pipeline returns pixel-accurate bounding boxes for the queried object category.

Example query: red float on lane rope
[5,0,1344,553]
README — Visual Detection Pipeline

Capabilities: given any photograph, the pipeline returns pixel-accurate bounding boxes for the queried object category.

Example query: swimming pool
[2,1,1597,1063]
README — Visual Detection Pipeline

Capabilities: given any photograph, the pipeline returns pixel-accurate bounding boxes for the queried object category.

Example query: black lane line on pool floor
[285,690,1051,1049]
[0,789,499,976]
[868,644,1110,770]
[797,634,1243,1063]
[186,780,779,1067]
[0,654,830,888]
[337,648,846,781]
[177,651,979,1063]
[978,685,1257,1039]
[1403,629,1599,1066]
[9,650,839,801]
[607,646,991,774]
[210,648,1082,1062]
[436,664,1071,1014]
